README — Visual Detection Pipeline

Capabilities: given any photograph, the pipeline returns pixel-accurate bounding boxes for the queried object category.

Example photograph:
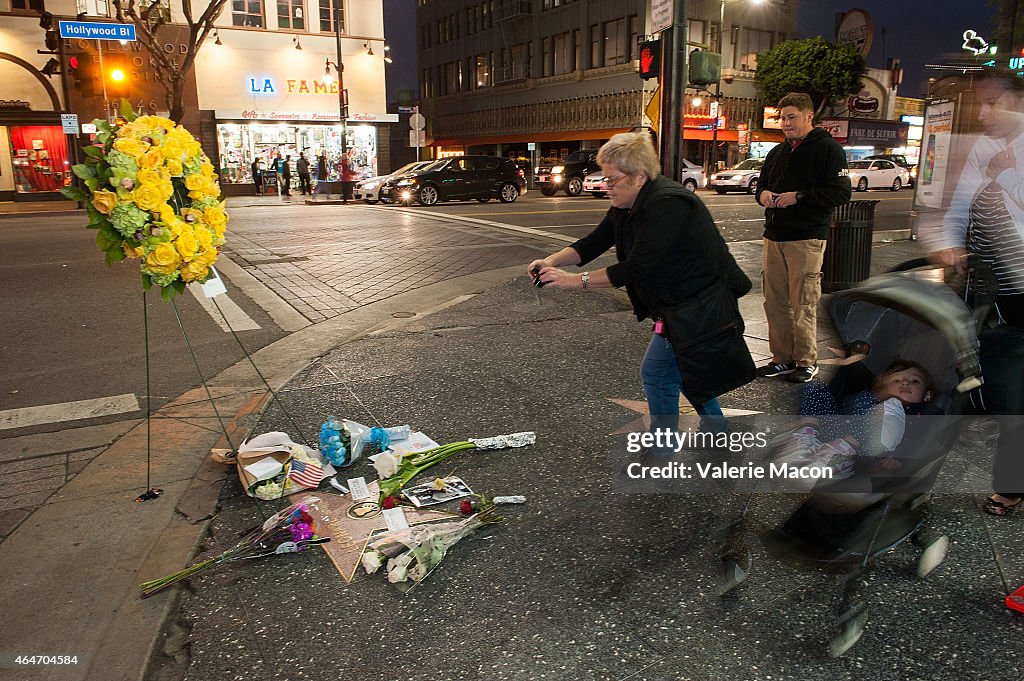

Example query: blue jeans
[641,333,728,436]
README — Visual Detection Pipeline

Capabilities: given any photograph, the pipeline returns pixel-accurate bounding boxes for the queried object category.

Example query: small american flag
[287,459,324,489]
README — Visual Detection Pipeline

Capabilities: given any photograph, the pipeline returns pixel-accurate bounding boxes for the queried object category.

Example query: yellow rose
[196,246,219,267]
[131,184,165,212]
[200,162,215,178]
[92,189,118,214]
[180,259,210,283]
[123,242,145,259]
[116,122,140,139]
[195,225,214,248]
[161,139,185,161]
[137,168,161,186]
[175,228,199,260]
[146,242,181,275]
[140,149,163,170]
[113,137,148,159]
[166,158,183,176]
[156,179,174,201]
[184,173,206,191]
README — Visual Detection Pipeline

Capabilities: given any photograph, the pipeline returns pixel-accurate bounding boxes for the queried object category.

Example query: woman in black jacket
[529,132,755,448]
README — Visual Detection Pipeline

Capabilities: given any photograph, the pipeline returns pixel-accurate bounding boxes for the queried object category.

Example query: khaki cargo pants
[762,238,826,368]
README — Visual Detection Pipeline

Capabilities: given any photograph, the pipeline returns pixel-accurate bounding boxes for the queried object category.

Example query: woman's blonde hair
[597,131,661,181]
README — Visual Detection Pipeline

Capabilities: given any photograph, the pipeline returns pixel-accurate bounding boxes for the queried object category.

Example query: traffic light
[39,11,59,52]
[41,58,60,77]
[72,54,100,98]
[638,39,661,80]
[689,50,721,87]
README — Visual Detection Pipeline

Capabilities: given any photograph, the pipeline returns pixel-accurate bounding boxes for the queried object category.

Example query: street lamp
[321,7,348,157]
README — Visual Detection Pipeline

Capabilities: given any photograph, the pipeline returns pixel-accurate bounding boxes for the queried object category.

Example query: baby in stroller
[773,359,940,480]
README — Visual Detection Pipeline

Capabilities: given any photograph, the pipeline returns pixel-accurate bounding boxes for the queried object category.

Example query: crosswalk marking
[0,394,140,431]
[187,285,261,332]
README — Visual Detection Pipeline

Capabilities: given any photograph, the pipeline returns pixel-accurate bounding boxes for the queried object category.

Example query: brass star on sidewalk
[606,398,762,435]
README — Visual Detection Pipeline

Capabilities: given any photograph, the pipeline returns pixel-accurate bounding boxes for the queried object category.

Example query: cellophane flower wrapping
[360,506,502,592]
[139,498,329,598]
[61,102,227,302]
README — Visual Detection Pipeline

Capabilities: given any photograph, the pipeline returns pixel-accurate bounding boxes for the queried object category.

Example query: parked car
[380,156,526,206]
[535,150,601,196]
[864,154,916,186]
[583,171,608,197]
[847,159,910,191]
[710,158,763,194]
[354,160,434,204]
[680,158,707,192]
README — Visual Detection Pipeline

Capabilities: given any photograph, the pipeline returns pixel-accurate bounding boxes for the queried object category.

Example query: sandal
[983,495,1023,517]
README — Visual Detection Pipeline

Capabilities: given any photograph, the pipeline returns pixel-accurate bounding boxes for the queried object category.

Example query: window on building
[603,18,626,66]
[483,0,492,28]
[542,37,552,77]
[318,0,344,33]
[420,22,431,48]
[628,15,638,60]
[443,62,457,95]
[232,0,264,27]
[474,54,490,88]
[573,29,580,72]
[12,0,45,10]
[76,0,110,17]
[688,19,705,48]
[590,24,600,68]
[737,27,773,70]
[710,21,721,53]
[277,0,304,29]
[553,32,570,75]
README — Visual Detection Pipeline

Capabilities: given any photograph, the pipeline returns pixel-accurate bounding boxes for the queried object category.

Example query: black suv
[380,156,526,206]
[535,150,601,196]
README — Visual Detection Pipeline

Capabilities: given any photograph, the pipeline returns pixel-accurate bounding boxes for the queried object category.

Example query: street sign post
[58,21,136,41]
[407,106,424,160]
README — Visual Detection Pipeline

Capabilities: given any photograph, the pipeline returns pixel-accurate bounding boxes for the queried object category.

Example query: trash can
[822,200,879,293]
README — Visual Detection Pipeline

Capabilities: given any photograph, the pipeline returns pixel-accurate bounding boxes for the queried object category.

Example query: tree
[111,0,227,122]
[754,37,867,120]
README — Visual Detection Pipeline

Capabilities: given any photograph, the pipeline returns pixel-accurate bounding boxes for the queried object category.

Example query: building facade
[0,0,392,199]
[414,0,800,171]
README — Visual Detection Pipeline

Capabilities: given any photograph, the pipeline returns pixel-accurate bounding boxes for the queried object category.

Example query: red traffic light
[70,55,79,69]
[638,39,661,80]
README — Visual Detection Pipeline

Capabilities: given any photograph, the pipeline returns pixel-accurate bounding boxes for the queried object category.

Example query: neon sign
[962,30,989,55]
[248,77,276,94]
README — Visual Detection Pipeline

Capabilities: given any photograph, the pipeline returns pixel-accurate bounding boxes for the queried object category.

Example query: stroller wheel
[828,612,866,657]
[718,555,751,596]
[916,535,949,578]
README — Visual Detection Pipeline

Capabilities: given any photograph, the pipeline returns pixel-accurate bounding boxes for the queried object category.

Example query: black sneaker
[787,365,819,383]
[757,361,796,378]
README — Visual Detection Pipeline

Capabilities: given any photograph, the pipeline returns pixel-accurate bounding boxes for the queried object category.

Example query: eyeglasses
[604,173,629,188]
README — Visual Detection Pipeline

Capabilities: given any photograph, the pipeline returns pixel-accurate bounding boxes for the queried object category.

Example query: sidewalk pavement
[0,206,1020,681]
[0,194,318,220]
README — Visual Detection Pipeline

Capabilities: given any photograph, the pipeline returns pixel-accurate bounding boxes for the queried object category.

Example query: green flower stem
[378,441,476,501]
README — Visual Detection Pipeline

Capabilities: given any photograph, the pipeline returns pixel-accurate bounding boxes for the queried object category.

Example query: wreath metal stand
[134,284,310,502]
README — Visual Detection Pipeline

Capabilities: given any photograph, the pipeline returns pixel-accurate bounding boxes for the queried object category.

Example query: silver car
[355,161,434,204]
[584,159,705,198]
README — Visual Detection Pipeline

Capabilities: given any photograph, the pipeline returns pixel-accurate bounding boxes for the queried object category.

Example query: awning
[750,129,785,143]
[682,128,739,141]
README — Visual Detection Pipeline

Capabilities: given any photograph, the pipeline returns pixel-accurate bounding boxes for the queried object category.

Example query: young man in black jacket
[756,92,851,383]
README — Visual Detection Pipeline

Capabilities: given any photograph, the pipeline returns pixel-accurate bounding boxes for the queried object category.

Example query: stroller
[718,258,992,657]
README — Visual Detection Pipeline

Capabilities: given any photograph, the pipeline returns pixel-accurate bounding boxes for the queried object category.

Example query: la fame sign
[247,77,342,95]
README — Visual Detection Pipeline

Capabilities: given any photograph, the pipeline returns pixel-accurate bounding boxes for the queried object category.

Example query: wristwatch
[795,191,806,202]
[581,272,590,289]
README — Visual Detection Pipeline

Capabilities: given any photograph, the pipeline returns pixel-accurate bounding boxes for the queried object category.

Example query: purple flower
[121,178,135,191]
[289,522,313,543]
[150,226,163,237]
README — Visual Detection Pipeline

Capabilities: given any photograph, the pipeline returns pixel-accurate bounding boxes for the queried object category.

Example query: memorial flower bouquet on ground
[61,101,227,302]
[373,432,536,501]
[140,500,329,598]
[360,503,504,592]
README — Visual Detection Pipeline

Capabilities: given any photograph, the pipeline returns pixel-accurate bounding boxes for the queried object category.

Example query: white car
[355,161,434,203]
[680,159,707,192]
[710,158,763,194]
[847,159,910,191]
[583,171,608,197]
[584,160,704,197]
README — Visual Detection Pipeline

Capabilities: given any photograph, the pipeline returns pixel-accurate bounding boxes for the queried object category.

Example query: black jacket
[756,127,851,241]
[570,176,755,404]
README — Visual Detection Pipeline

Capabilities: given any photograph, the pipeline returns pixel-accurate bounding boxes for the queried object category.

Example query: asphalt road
[384,186,915,242]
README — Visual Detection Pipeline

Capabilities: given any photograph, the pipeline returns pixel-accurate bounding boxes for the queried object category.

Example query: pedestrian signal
[638,39,661,80]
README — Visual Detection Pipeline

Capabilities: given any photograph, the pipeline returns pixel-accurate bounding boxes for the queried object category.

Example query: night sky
[382,0,999,102]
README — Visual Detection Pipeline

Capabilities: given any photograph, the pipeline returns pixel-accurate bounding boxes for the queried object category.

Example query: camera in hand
[531,266,547,287]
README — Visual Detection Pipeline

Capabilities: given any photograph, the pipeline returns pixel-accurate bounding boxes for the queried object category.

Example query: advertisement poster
[914,99,955,209]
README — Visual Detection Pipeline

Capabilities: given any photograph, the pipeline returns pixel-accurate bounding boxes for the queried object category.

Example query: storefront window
[9,126,71,194]
[215,122,378,184]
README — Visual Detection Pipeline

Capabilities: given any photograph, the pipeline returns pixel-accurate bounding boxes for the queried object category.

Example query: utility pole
[658,0,687,181]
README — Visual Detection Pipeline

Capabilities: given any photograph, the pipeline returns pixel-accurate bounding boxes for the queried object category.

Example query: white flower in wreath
[361,550,384,575]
